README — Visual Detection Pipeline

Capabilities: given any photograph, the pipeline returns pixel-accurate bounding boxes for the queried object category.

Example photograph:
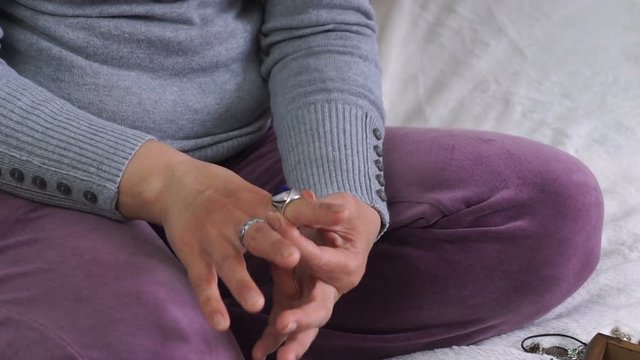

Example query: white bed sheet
[370,1,640,359]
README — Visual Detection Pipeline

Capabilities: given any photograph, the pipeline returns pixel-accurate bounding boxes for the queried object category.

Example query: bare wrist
[117,139,190,223]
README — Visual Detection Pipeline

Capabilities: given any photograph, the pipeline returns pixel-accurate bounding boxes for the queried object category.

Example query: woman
[0,0,603,359]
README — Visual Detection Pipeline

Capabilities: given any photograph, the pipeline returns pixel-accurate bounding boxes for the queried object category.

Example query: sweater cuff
[274,102,389,238]
[0,72,154,220]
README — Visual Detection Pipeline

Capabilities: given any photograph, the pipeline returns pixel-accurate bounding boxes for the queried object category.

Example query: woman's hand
[252,264,340,360]
[117,140,309,331]
[269,191,382,295]
[251,191,381,359]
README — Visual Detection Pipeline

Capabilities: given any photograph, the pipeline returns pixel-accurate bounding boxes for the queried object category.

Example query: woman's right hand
[117,140,302,331]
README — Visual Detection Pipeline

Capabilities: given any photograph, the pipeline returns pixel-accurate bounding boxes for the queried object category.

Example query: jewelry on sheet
[611,326,632,343]
[521,327,638,360]
[521,333,587,360]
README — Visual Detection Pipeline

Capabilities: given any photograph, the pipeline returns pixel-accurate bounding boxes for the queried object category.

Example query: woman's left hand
[267,191,382,295]
[251,264,340,360]
[251,191,382,359]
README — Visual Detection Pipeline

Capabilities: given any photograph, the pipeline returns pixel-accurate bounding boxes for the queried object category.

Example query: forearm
[0,62,154,219]
[260,0,390,236]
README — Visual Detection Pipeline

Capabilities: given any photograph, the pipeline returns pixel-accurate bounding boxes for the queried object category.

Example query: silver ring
[271,188,303,215]
[239,217,264,248]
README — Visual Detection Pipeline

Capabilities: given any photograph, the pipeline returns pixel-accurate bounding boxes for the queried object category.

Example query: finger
[270,213,354,280]
[243,220,300,269]
[200,205,270,313]
[253,266,300,360]
[266,212,360,293]
[252,322,289,360]
[275,281,337,333]
[281,192,348,229]
[315,228,348,248]
[298,242,360,292]
[266,212,325,255]
[301,189,316,201]
[206,237,265,313]
[182,251,230,331]
[271,264,301,300]
[277,328,319,360]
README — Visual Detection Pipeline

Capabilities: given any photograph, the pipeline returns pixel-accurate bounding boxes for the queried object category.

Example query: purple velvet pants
[0,127,603,359]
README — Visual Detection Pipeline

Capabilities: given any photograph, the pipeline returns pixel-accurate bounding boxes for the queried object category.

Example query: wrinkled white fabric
[372,1,640,358]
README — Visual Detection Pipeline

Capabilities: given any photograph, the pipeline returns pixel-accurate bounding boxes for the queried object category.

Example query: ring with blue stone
[271,185,303,215]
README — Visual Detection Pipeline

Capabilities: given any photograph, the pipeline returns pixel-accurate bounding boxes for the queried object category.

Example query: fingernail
[213,314,226,331]
[302,190,316,200]
[284,322,297,333]
[281,246,297,260]
[267,212,281,230]
[245,291,263,310]
[251,348,263,360]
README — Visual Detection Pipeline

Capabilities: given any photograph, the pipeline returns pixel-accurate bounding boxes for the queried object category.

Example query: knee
[522,146,603,256]
[459,145,604,332]
[513,144,603,313]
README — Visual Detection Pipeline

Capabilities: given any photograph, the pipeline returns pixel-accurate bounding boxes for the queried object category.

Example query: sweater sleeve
[260,0,390,236]
[0,54,154,219]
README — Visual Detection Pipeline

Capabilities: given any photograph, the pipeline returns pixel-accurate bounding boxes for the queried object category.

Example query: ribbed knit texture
[260,0,390,233]
[0,66,153,219]
[0,0,389,232]
[276,103,389,233]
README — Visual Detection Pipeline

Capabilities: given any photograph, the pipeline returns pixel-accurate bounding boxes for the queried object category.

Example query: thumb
[282,191,347,230]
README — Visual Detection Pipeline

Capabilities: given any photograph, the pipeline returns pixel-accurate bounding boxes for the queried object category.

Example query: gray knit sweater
[0,0,389,231]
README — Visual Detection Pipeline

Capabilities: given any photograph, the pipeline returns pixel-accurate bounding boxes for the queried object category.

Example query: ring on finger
[271,186,303,215]
[239,217,265,248]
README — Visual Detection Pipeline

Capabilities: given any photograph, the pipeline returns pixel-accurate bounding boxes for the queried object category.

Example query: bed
[371,1,640,359]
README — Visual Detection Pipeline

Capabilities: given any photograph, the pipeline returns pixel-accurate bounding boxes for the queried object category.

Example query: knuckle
[343,277,359,292]
[336,192,356,206]
[283,224,303,240]
[344,259,360,275]
[313,253,330,272]
[243,224,263,245]
[200,188,222,203]
[318,306,333,326]
[196,297,214,320]
[332,208,350,223]
[342,266,364,291]
[187,269,214,290]
[318,202,351,224]
[244,184,268,198]
[213,251,237,272]
[314,293,337,321]
[190,280,210,297]
[189,275,207,291]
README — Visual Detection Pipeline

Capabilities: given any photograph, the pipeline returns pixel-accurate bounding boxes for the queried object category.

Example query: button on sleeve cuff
[0,67,155,220]
[274,102,390,238]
